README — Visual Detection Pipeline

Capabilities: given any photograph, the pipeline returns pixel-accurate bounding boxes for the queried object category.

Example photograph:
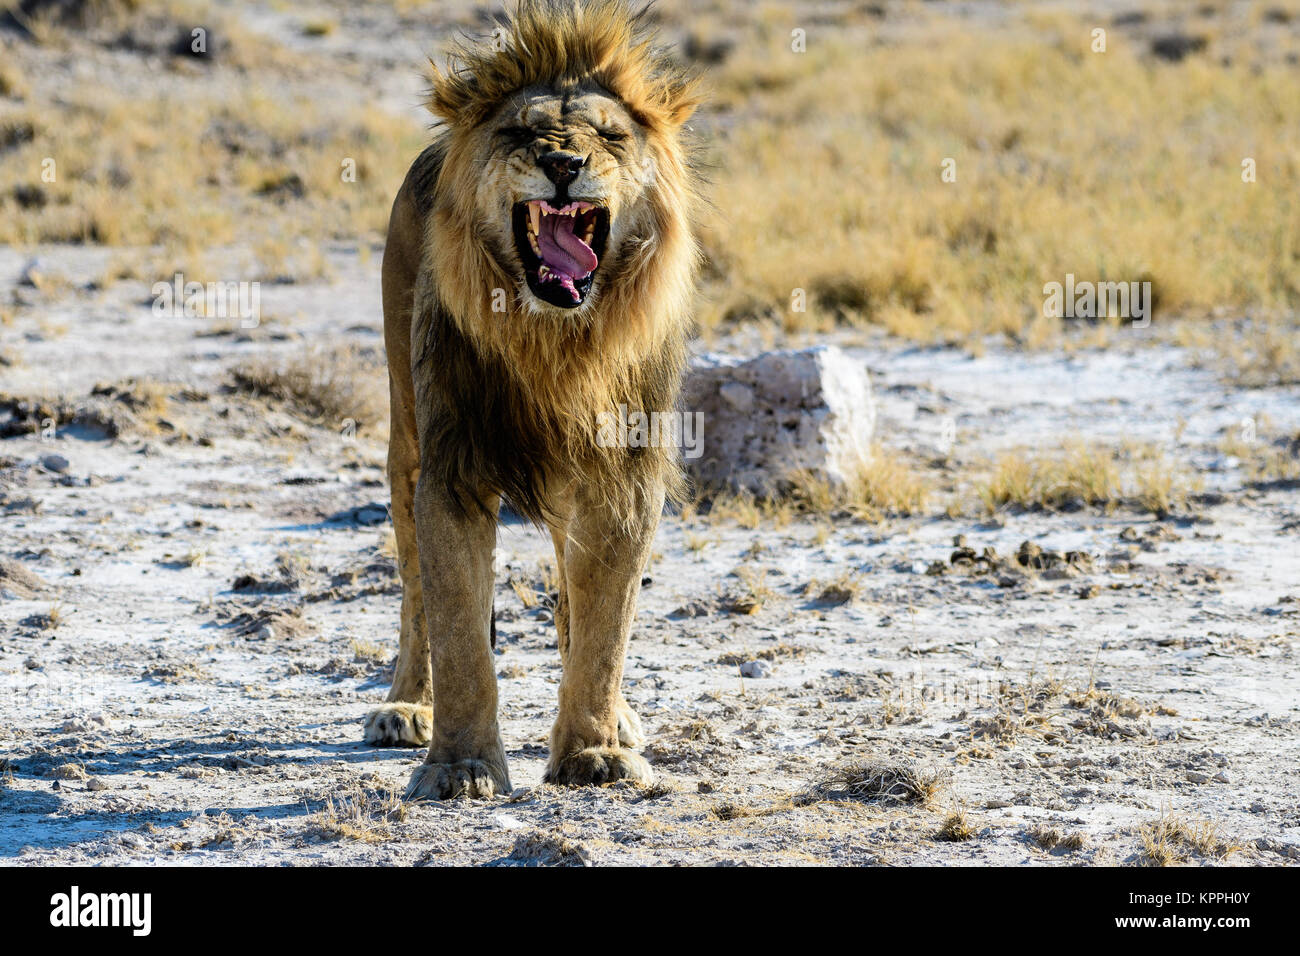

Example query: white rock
[682,346,875,494]
[739,659,772,679]
[718,382,755,412]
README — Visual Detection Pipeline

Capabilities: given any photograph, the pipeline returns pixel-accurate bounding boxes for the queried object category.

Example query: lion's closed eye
[495,125,534,141]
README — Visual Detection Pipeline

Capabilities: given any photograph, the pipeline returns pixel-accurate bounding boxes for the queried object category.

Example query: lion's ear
[427,66,457,123]
[427,60,479,127]
[661,76,702,128]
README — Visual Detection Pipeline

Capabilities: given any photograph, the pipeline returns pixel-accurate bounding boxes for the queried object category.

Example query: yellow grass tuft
[1138,812,1242,866]
[977,443,1197,514]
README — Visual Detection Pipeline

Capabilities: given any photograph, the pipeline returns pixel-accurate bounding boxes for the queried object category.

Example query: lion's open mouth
[512,199,609,308]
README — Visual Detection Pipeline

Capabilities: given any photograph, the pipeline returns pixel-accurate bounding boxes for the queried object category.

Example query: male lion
[365,0,701,800]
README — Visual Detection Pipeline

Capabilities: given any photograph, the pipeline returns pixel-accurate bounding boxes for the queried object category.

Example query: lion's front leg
[544,482,661,787]
[402,475,511,800]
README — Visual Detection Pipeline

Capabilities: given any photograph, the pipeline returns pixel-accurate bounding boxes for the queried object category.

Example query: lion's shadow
[1,729,419,859]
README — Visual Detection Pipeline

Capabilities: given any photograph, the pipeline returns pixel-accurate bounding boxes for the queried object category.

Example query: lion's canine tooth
[529,202,540,237]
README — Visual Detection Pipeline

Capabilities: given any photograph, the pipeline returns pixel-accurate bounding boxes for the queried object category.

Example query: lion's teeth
[529,202,540,237]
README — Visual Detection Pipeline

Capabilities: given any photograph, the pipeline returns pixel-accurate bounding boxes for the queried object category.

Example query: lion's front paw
[405,758,510,801]
[363,703,432,747]
[545,746,653,787]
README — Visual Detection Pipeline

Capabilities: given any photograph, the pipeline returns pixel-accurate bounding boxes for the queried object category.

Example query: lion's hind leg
[364,369,433,748]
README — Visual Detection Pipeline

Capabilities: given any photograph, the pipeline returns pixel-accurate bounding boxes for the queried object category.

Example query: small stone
[40,454,70,474]
[1186,770,1210,784]
[739,659,772,679]
[668,601,712,619]
[85,777,108,791]
[60,714,109,734]
[1213,771,1230,784]
[697,781,716,794]
[254,623,275,641]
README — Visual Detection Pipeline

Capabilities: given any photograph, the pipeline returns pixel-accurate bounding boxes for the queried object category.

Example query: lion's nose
[537,151,586,186]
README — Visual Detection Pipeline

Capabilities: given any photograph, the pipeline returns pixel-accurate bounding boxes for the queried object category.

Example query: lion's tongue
[537,213,598,279]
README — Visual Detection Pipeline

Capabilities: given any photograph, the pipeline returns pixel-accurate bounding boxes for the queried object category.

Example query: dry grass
[6,0,1296,336]
[721,565,774,615]
[228,345,386,433]
[716,640,804,667]
[1203,318,1300,387]
[507,829,589,866]
[802,760,949,807]
[977,443,1196,514]
[692,3,1300,343]
[703,489,797,529]
[506,559,559,609]
[1218,420,1300,485]
[787,445,930,520]
[1029,825,1088,852]
[349,637,387,662]
[968,677,1074,745]
[935,809,976,842]
[803,570,863,607]
[0,2,424,274]
[708,799,792,821]
[1137,812,1242,866]
[306,786,406,844]
[21,601,64,630]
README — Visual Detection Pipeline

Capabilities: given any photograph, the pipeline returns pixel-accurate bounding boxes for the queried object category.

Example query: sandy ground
[2,240,1298,866]
[2,0,1298,866]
